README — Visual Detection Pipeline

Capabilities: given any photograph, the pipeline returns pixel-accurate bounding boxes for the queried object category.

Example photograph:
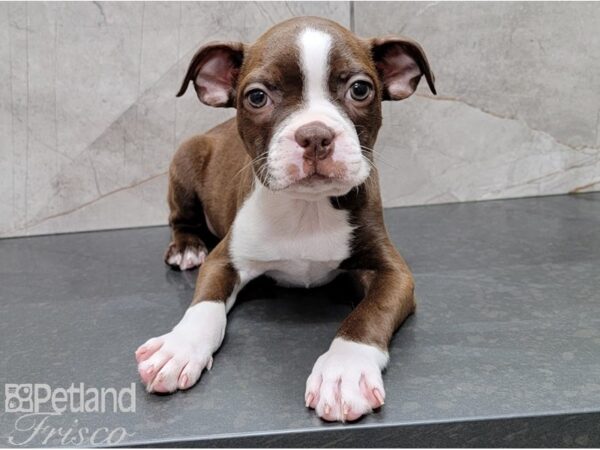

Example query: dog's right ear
[176,42,245,107]
[370,36,436,100]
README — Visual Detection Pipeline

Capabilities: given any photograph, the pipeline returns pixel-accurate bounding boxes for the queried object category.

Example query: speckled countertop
[1,193,599,447]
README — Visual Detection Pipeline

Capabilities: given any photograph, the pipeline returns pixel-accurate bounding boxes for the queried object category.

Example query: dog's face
[178,17,436,199]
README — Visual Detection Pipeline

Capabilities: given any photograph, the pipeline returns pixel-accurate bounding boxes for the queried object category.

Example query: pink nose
[294,121,335,161]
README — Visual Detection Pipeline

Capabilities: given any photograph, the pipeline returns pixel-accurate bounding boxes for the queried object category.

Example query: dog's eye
[247,89,268,108]
[349,81,372,102]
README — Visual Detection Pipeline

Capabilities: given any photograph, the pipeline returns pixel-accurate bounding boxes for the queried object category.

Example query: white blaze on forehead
[298,28,332,103]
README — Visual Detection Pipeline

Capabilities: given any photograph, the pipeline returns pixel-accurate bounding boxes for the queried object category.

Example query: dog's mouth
[279,170,356,199]
[264,147,370,196]
[296,173,336,185]
[292,162,348,186]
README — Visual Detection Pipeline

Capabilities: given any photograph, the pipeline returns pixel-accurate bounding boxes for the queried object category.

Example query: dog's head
[178,17,436,199]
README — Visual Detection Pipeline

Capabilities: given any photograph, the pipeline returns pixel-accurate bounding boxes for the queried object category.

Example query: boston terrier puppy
[135,16,436,422]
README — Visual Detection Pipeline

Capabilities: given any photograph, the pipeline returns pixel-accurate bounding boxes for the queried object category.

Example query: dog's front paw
[164,241,207,271]
[135,332,213,393]
[305,338,389,422]
[135,302,226,393]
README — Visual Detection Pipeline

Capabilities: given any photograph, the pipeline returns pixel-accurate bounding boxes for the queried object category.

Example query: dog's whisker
[233,154,270,180]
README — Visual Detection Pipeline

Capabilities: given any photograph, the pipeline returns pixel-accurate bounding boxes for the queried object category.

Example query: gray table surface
[1,193,599,447]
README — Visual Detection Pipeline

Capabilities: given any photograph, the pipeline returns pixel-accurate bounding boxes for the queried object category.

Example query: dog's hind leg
[164,140,215,271]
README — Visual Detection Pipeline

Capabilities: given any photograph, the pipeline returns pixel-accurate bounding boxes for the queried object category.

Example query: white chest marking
[230,183,354,287]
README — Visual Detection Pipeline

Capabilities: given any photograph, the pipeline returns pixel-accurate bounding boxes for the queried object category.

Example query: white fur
[305,338,389,421]
[137,301,227,393]
[266,28,370,194]
[225,271,255,313]
[300,28,332,103]
[167,252,182,266]
[230,181,354,288]
[168,247,206,271]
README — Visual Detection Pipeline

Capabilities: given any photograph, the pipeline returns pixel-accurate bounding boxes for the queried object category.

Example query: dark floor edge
[3,192,598,242]
[0,222,168,242]
[111,411,600,448]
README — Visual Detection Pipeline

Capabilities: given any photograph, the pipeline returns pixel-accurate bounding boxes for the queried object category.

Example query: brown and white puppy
[135,16,435,422]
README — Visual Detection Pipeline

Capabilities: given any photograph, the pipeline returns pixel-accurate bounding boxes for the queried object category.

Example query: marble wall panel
[354,2,600,206]
[1,2,598,236]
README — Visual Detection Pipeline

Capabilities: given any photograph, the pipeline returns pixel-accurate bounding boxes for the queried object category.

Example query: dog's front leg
[305,247,416,422]
[136,237,249,393]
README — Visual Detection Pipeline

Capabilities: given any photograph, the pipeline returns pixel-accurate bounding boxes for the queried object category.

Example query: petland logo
[4,383,136,446]
[5,383,136,414]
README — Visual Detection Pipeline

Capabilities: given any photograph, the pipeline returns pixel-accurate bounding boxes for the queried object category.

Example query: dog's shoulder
[171,117,246,175]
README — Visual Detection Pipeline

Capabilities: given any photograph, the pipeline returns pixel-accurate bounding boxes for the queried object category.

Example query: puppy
[135,16,436,422]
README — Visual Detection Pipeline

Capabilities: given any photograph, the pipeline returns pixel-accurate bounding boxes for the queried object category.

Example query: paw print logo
[5,384,34,413]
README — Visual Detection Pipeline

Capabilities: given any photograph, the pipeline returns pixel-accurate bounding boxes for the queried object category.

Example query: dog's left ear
[370,37,436,100]
[176,41,245,107]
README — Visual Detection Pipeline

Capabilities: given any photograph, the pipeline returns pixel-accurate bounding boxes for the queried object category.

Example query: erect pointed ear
[176,41,245,107]
[370,36,436,100]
